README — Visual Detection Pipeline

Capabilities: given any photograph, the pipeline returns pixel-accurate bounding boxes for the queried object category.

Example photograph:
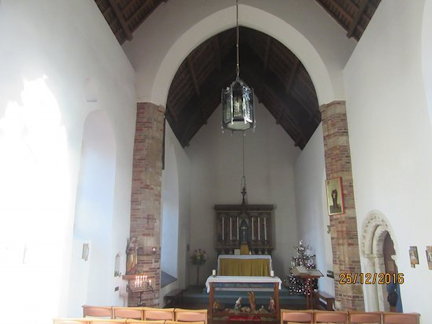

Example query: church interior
[1,0,432,323]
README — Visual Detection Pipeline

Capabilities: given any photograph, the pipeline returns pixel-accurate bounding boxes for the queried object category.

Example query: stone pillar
[320,100,364,310]
[129,102,165,306]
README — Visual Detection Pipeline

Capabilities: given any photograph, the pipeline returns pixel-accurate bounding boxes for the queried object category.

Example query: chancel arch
[150,4,339,107]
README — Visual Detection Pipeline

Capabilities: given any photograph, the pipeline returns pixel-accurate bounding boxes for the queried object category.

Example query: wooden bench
[280,310,420,324]
[313,291,335,310]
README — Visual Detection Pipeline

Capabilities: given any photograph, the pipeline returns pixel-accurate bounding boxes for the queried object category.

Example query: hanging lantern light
[222,0,255,131]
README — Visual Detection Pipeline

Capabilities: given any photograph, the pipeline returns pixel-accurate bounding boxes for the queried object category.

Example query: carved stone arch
[360,211,398,312]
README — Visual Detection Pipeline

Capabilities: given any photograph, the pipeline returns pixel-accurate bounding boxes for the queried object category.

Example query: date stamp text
[339,272,404,285]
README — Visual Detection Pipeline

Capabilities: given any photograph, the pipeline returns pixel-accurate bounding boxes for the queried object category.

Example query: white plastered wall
[294,125,335,296]
[344,0,432,321]
[123,0,355,106]
[185,103,300,283]
[160,124,191,303]
[0,0,136,321]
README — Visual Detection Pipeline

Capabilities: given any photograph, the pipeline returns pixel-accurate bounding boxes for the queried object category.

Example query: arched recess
[360,211,399,312]
[150,4,336,106]
[67,110,116,315]
[161,138,180,281]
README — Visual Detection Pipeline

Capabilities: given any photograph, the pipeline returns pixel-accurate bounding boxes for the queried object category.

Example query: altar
[207,255,280,320]
[218,254,272,276]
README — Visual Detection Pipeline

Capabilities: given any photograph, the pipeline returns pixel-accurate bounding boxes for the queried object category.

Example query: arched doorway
[361,212,402,312]
[68,110,116,315]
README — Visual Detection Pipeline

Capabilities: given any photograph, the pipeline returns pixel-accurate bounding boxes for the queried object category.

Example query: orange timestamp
[339,272,405,285]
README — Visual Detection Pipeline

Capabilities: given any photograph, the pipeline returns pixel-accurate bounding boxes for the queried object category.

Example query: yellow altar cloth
[219,258,270,276]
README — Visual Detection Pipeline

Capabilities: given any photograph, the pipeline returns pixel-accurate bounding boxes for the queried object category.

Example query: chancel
[1,0,431,324]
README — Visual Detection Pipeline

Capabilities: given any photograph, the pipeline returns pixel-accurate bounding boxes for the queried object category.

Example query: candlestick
[258,218,261,241]
[252,217,254,240]
[270,270,274,277]
[237,217,239,240]
[212,269,216,277]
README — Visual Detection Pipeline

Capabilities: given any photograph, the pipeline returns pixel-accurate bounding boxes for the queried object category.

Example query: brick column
[129,102,165,306]
[320,101,364,310]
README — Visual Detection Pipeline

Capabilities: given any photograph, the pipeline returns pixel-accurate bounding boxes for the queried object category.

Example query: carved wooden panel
[215,204,273,255]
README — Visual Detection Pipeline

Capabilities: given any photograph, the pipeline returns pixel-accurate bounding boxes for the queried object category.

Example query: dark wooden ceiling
[166,27,320,148]
[95,0,381,148]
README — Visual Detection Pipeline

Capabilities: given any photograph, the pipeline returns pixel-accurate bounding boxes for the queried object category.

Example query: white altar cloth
[205,275,282,293]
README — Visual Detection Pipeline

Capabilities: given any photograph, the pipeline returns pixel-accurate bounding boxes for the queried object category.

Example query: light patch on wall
[0,76,70,322]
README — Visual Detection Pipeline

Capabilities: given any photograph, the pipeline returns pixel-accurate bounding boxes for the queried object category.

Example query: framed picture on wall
[409,246,419,268]
[325,177,344,215]
[426,246,432,270]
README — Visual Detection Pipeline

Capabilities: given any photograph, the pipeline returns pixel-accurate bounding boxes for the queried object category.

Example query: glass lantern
[222,78,255,131]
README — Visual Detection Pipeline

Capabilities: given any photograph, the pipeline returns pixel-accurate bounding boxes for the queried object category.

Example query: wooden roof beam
[347,0,368,38]
[108,0,132,41]
[212,36,222,70]
[174,56,237,146]
[187,57,200,96]
[126,0,161,31]
[326,0,353,24]
[239,51,310,143]
[276,59,300,124]
[263,37,272,71]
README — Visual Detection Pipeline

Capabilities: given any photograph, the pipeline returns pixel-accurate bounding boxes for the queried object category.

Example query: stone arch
[360,211,398,312]
[150,4,336,106]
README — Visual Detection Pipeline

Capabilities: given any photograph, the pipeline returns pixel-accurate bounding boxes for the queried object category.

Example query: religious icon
[248,291,256,312]
[239,218,249,244]
[325,177,344,215]
[426,246,432,270]
[126,237,138,274]
[409,246,419,268]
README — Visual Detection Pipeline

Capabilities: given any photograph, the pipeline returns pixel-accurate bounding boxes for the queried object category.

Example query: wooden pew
[112,307,144,320]
[82,306,113,318]
[174,308,207,324]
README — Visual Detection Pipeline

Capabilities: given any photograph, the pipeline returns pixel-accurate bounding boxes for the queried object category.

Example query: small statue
[268,297,275,312]
[248,291,256,312]
[213,300,224,311]
[234,297,242,311]
[241,306,250,313]
[126,237,138,274]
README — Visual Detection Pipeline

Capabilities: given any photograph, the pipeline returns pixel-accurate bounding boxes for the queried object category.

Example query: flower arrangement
[191,249,207,265]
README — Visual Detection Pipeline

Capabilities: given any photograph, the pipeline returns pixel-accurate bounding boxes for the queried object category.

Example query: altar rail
[280,309,420,324]
[80,306,207,324]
